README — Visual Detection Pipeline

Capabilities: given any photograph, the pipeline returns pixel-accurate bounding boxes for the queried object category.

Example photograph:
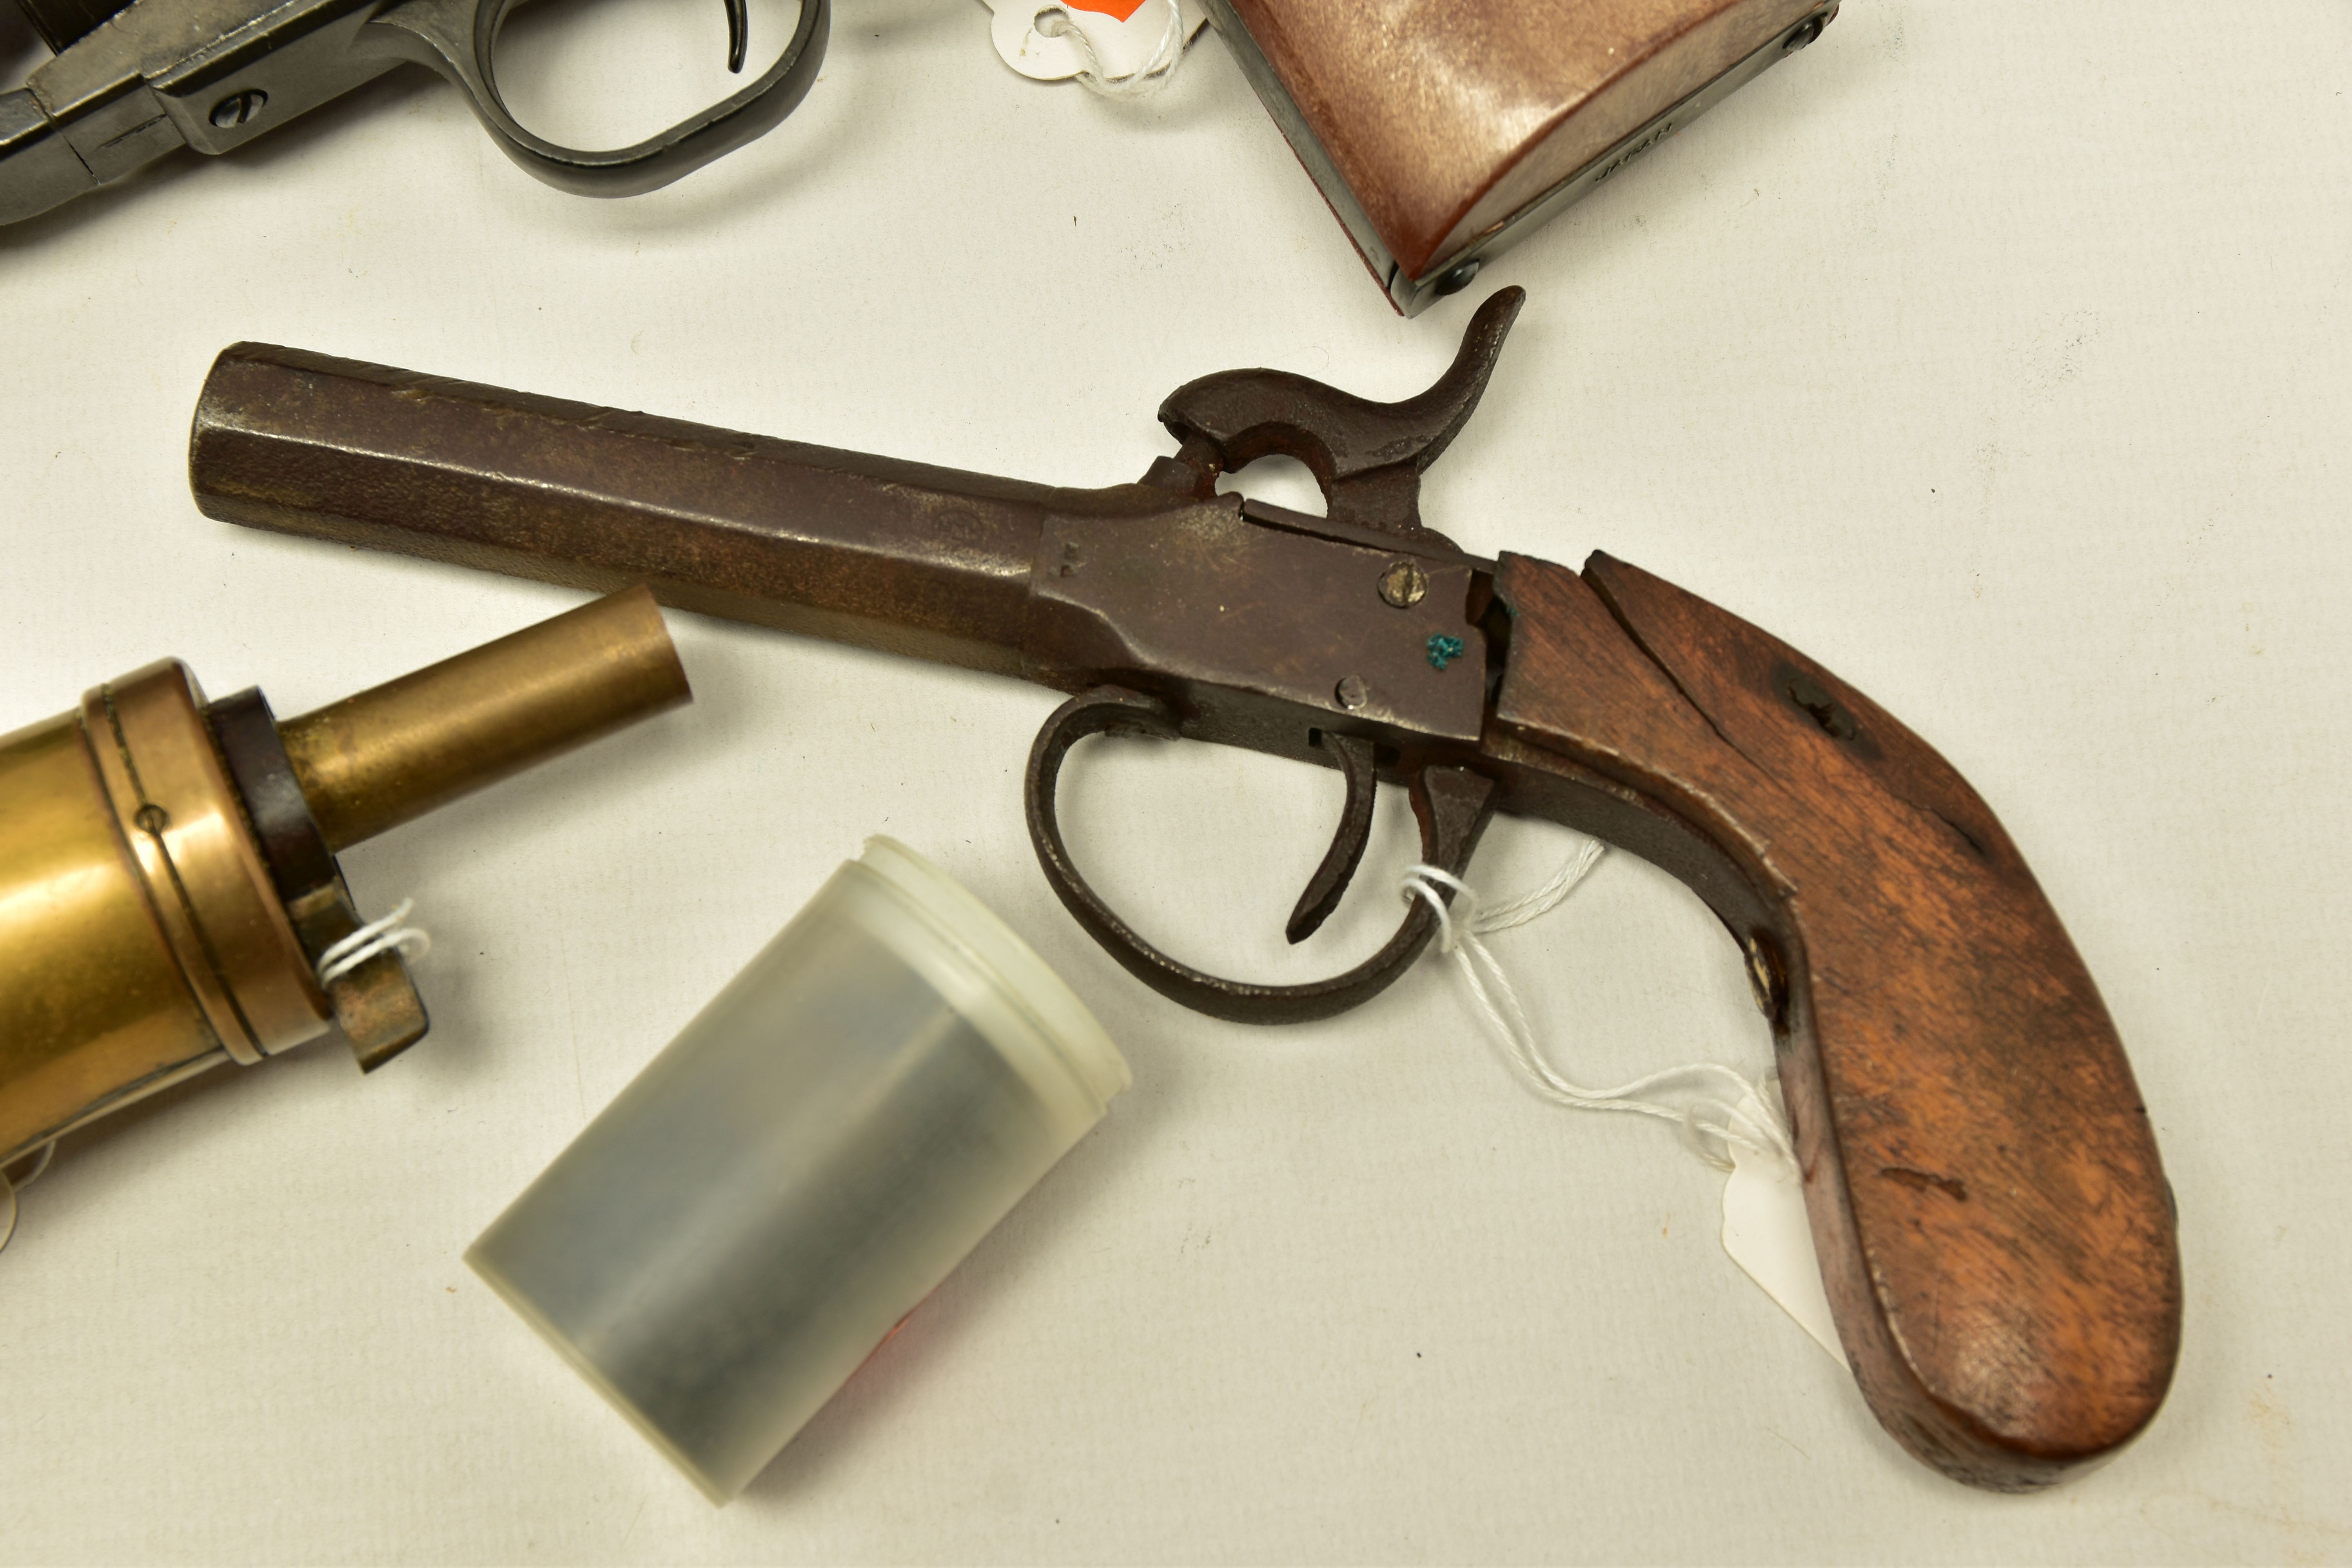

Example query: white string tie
[1035,0,1187,98]
[317,898,432,986]
[1401,847,1794,1174]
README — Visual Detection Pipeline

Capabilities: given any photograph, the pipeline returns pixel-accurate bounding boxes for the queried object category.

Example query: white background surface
[3,2,2347,1561]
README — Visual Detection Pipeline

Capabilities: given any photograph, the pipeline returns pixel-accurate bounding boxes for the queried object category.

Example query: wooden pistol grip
[1486,552,2180,1490]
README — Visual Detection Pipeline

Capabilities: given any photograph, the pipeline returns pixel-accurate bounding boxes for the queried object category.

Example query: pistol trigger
[723,0,748,72]
[1285,733,1377,944]
[1027,690,1499,1025]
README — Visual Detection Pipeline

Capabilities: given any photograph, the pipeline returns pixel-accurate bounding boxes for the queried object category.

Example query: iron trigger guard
[1022,686,1500,1025]
[367,0,829,197]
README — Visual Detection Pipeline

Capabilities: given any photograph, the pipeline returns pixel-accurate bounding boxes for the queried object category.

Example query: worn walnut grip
[1486,551,2179,1490]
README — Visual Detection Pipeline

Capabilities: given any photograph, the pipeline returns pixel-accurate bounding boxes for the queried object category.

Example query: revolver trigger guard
[369,0,828,197]
[1149,286,1525,535]
[1023,687,1500,1025]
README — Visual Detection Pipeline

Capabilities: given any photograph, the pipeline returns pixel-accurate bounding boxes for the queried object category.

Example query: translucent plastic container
[467,838,1129,1503]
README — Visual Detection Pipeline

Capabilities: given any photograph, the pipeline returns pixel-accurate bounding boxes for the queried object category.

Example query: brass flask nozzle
[0,587,690,1212]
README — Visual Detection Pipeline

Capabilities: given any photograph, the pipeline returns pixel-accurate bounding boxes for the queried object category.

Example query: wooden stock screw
[1379,559,1429,608]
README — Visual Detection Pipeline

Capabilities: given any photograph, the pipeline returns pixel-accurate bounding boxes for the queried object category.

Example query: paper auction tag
[982,0,1208,85]
[1720,1091,1849,1369]
[1404,844,1847,1379]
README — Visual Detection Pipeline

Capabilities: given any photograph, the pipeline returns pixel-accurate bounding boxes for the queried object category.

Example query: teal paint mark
[1426,634,1466,671]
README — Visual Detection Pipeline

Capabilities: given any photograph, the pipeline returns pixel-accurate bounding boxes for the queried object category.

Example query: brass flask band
[80,661,332,1068]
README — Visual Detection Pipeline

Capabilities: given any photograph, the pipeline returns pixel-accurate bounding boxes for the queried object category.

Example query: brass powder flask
[0,587,690,1248]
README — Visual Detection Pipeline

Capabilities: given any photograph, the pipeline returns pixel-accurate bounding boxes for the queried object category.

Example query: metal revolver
[0,0,826,223]
[187,289,2182,1492]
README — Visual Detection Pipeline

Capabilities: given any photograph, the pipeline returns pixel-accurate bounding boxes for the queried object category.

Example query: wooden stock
[1208,0,1831,310]
[1485,552,2179,1490]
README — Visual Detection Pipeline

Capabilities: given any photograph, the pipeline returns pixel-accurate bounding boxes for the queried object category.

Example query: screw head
[1434,259,1482,298]
[1334,675,1370,711]
[210,88,268,129]
[1378,559,1428,608]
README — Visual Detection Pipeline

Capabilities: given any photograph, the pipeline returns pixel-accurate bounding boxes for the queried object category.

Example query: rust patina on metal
[187,292,2181,1493]
[190,297,1532,1022]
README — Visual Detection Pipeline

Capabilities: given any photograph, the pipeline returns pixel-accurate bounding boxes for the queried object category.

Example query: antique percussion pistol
[187,289,2181,1492]
[0,0,826,223]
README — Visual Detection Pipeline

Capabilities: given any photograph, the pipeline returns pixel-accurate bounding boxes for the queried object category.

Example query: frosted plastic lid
[852,837,1130,1117]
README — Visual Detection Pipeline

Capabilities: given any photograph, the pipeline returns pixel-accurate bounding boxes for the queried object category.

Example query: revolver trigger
[724,0,749,71]
[1285,733,1377,945]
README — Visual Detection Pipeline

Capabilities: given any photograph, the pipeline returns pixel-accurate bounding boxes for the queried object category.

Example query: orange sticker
[984,0,1201,85]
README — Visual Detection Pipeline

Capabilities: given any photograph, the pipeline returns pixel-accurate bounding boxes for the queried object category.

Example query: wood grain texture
[1221,0,1818,276]
[1486,551,2180,1490]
